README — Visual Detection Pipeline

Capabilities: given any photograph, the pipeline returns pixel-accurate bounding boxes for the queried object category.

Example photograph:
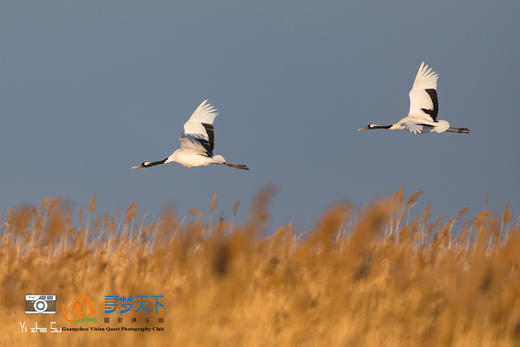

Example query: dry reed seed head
[423,203,431,223]
[78,208,83,225]
[89,196,96,213]
[125,203,139,224]
[93,215,101,230]
[103,211,109,228]
[411,217,421,234]
[12,205,36,236]
[249,185,277,226]
[210,192,217,213]
[457,206,469,221]
[501,224,520,260]
[233,201,240,217]
[363,199,392,233]
[406,190,423,207]
[46,208,65,245]
[393,186,404,206]
[6,208,13,224]
[503,204,513,226]
[349,199,392,256]
[489,218,501,240]
[310,204,351,251]
[62,213,75,239]
[67,225,76,239]
[157,204,178,246]
[39,195,50,214]
[398,224,410,242]
[188,208,202,217]
[270,225,293,255]
[432,216,445,231]
[473,223,495,253]
[474,211,492,230]
[109,219,115,232]
[48,197,60,211]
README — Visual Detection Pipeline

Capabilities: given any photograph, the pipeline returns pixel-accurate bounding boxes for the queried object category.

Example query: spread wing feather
[183,100,218,138]
[178,100,219,157]
[408,62,439,122]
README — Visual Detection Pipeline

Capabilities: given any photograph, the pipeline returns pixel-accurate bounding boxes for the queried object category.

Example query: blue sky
[1,0,519,229]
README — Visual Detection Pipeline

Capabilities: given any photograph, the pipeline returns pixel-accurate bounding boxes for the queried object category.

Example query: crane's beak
[131,163,144,169]
[358,126,369,131]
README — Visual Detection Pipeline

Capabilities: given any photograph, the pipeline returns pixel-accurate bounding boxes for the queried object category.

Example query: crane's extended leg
[447,127,470,133]
[221,163,249,170]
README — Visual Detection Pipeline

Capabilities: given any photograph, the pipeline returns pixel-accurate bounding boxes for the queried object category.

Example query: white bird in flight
[359,62,469,134]
[131,100,249,170]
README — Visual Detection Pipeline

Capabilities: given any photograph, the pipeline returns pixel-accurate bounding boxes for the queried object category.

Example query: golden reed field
[1,187,519,347]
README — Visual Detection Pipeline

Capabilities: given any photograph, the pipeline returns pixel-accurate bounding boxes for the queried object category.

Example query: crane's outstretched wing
[401,120,434,134]
[178,135,211,155]
[407,62,439,122]
[180,100,218,157]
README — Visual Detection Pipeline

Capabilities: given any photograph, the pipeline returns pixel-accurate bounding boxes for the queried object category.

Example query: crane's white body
[390,118,449,134]
[166,147,225,168]
[166,150,221,167]
[359,62,469,134]
[132,100,248,170]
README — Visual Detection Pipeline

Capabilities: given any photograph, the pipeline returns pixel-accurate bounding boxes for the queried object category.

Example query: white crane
[358,62,469,134]
[131,100,249,170]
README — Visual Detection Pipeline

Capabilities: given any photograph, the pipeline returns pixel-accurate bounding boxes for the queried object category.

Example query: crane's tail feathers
[447,127,470,134]
[222,163,249,170]
[212,154,226,163]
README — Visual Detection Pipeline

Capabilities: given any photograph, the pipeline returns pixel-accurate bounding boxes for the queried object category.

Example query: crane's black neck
[143,158,167,167]
[371,124,392,129]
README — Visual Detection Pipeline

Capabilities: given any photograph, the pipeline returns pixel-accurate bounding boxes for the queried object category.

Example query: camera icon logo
[25,294,57,314]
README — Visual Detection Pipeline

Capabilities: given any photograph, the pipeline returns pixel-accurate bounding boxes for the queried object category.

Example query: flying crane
[131,100,249,170]
[359,62,470,134]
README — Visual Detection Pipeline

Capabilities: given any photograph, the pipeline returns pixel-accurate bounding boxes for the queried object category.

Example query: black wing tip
[422,88,439,121]
[200,123,215,156]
